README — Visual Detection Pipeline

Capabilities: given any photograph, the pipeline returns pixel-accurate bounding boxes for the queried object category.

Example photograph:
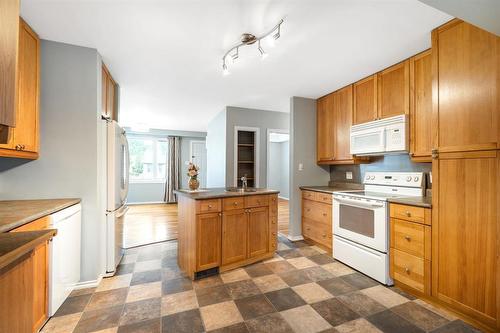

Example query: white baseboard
[73,275,103,290]
[127,201,167,205]
[278,196,289,200]
[287,235,304,242]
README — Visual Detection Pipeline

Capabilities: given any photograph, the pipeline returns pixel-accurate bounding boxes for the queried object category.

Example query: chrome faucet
[241,174,248,189]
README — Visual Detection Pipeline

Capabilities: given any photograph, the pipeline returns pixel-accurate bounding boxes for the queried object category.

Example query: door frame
[266,128,289,196]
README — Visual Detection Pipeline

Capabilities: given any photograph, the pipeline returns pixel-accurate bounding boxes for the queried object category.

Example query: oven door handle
[334,197,385,209]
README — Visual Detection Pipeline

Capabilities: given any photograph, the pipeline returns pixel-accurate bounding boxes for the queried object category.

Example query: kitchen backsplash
[330,154,432,188]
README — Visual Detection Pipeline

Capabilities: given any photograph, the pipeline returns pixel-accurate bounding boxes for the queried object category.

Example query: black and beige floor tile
[131,269,162,286]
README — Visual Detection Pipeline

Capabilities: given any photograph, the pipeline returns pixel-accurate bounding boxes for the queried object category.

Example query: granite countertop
[0,229,57,270]
[300,182,364,194]
[175,188,279,200]
[387,196,432,208]
[0,199,81,233]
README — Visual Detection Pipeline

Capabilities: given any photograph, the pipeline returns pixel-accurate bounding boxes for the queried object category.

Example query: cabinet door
[377,60,409,120]
[13,19,39,153]
[432,151,498,326]
[409,50,432,161]
[107,76,115,120]
[333,85,353,161]
[247,207,268,258]
[353,75,377,124]
[221,209,247,265]
[196,212,221,271]
[433,20,499,153]
[101,67,108,117]
[316,94,335,162]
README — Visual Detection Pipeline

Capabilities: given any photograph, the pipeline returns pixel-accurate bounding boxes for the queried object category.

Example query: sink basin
[225,187,257,193]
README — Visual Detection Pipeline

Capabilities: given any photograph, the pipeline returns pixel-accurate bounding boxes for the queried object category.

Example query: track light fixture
[222,18,283,74]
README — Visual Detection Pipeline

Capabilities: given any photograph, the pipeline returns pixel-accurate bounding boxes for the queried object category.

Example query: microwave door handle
[334,197,384,209]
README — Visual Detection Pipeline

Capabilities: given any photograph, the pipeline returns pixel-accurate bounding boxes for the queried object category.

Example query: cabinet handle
[15,144,21,150]
[405,267,410,274]
[322,213,327,217]
[405,211,411,217]
[431,149,439,159]
[272,232,276,236]
[218,213,222,217]
[272,220,276,224]
[404,235,411,241]
[233,202,238,206]
[306,227,310,231]
[307,208,311,212]
[21,144,25,150]
[208,204,213,208]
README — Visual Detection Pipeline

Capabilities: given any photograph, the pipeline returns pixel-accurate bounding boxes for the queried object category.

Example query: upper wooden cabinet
[316,93,335,162]
[102,64,117,120]
[409,50,432,161]
[0,18,40,159]
[333,85,354,162]
[353,75,378,124]
[0,0,19,130]
[377,60,409,119]
[432,20,499,153]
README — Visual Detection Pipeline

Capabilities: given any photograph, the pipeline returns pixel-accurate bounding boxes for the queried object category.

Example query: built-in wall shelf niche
[234,127,260,188]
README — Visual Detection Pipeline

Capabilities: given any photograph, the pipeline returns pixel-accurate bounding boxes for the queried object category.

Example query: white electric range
[332,171,425,285]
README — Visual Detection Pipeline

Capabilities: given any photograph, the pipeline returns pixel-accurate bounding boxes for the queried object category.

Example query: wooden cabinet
[0,18,39,159]
[353,75,378,124]
[196,212,221,271]
[301,190,332,251]
[377,60,410,120]
[10,216,50,332]
[0,0,19,131]
[316,93,335,162]
[102,64,117,120]
[179,194,276,279]
[389,204,431,296]
[432,150,498,329]
[221,209,247,265]
[432,20,499,153]
[409,50,432,161]
[248,207,269,258]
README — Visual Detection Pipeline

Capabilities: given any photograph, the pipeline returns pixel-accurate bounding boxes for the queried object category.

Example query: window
[128,136,168,182]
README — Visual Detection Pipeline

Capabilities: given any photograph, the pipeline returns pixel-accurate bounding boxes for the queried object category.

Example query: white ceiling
[21,0,451,132]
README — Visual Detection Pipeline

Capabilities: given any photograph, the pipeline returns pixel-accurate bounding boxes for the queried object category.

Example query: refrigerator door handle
[116,205,129,218]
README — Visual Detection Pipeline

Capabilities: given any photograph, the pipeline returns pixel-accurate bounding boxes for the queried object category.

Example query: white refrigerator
[105,120,129,274]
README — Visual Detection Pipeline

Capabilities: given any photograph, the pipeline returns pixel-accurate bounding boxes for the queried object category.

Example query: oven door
[333,196,388,252]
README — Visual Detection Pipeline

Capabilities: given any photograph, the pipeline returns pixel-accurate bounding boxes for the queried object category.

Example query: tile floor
[42,237,482,333]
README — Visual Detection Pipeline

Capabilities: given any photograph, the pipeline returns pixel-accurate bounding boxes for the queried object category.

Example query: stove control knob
[406,176,412,182]
[414,176,419,182]
[365,175,370,180]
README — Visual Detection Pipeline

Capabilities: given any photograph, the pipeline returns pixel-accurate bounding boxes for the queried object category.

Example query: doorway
[267,129,290,237]
[190,140,207,188]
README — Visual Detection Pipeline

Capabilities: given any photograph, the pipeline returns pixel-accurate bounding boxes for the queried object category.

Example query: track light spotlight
[222,61,229,75]
[258,41,267,59]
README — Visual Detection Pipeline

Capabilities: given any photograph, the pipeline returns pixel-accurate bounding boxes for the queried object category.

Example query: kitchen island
[175,188,279,279]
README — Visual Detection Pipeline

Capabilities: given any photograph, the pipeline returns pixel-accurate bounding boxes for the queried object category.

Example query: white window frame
[128,135,168,183]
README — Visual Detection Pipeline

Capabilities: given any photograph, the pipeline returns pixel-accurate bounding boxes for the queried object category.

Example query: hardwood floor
[278,198,289,237]
[123,203,178,248]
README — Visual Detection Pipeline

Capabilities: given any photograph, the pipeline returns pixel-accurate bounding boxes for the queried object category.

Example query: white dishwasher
[48,203,82,316]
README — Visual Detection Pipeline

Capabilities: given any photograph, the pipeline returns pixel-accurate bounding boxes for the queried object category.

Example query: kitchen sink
[225,187,257,192]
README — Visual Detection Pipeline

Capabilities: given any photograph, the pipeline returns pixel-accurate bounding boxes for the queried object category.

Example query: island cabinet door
[196,212,222,271]
[222,209,248,265]
[248,207,269,258]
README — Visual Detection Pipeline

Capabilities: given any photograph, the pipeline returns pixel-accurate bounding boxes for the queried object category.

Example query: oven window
[339,205,375,238]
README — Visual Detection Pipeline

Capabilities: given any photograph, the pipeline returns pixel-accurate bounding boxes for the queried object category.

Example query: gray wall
[225,107,289,188]
[206,110,227,187]
[125,129,206,204]
[0,40,105,282]
[418,0,500,35]
[268,141,289,199]
[330,154,432,188]
[289,97,330,238]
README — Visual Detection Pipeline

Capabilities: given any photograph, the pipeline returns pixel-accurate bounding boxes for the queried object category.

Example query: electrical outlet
[298,163,304,171]
[346,171,353,180]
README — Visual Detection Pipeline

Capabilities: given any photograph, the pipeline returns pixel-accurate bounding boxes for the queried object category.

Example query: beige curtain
[164,136,181,203]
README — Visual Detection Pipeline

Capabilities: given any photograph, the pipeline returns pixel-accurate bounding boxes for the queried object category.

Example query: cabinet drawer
[302,190,316,201]
[196,199,221,213]
[245,195,268,208]
[315,192,332,204]
[391,248,429,294]
[303,200,331,224]
[303,218,332,248]
[391,219,426,258]
[223,197,245,211]
[390,204,427,224]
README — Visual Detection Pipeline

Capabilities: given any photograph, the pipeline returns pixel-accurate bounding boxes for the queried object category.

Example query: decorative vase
[189,178,200,191]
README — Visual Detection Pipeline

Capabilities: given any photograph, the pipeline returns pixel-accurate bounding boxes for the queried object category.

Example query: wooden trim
[437,150,497,160]
[436,18,463,33]
[219,251,273,273]
[0,148,38,159]
[431,28,439,156]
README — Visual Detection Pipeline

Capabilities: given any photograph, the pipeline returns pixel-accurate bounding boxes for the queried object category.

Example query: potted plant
[187,162,200,190]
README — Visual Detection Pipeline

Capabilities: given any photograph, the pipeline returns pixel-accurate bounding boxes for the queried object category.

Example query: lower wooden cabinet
[301,190,332,251]
[221,209,247,265]
[247,207,269,258]
[196,212,221,271]
[10,216,50,332]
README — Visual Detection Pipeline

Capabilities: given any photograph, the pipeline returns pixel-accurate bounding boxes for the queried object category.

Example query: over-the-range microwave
[350,114,408,155]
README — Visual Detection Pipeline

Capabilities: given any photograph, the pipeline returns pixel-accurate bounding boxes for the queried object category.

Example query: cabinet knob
[405,211,411,217]
[322,213,327,217]
[233,202,238,206]
[306,227,310,231]
[322,233,326,238]
[307,208,311,212]
[272,232,276,236]
[272,220,276,224]
[15,144,21,150]
[404,235,411,241]
[405,267,410,274]
[218,213,222,217]
[208,204,212,208]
